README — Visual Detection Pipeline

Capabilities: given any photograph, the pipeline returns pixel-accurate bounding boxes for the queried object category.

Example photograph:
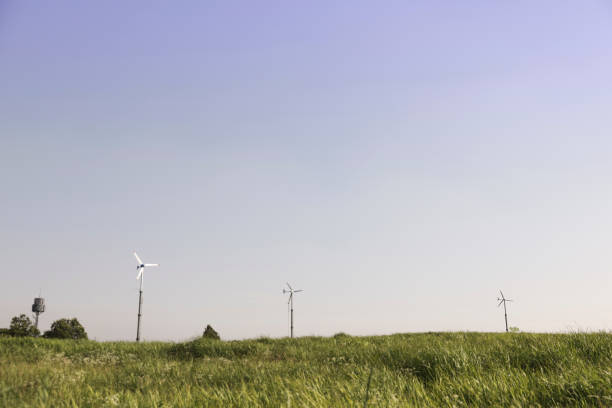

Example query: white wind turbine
[497,290,513,333]
[134,252,159,342]
[283,283,303,338]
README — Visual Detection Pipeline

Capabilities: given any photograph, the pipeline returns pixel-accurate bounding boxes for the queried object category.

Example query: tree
[9,314,39,337]
[43,318,87,340]
[202,324,220,340]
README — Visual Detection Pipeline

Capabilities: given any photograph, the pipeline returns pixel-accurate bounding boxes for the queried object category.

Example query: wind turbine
[497,290,513,332]
[134,252,159,342]
[283,283,303,338]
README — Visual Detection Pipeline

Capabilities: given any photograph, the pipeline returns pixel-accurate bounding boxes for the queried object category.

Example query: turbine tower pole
[136,274,143,342]
[290,294,294,338]
[503,300,508,333]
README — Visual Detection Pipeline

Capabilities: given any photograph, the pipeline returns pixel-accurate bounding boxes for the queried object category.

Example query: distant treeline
[0,314,87,339]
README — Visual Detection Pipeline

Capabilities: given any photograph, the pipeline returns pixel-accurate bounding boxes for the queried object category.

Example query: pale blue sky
[1,1,612,340]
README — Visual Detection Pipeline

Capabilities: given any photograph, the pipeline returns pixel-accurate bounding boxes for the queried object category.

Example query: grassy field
[1,332,611,407]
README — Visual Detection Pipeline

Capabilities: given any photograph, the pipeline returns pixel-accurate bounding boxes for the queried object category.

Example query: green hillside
[1,332,610,407]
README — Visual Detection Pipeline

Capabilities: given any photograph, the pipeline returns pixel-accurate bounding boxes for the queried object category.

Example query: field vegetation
[1,332,611,407]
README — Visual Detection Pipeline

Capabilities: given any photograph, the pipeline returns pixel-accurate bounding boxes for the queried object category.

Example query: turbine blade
[497,300,503,307]
[137,269,143,280]
[286,282,293,291]
[144,264,159,267]
[294,289,303,293]
[500,290,505,300]
[134,252,143,265]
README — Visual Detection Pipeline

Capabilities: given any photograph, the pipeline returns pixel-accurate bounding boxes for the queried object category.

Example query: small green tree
[43,318,87,340]
[202,324,220,340]
[9,314,39,337]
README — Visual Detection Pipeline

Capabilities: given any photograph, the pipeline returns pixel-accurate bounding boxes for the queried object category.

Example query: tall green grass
[1,332,610,407]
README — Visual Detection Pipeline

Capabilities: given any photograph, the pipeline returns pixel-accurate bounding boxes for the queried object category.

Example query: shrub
[43,318,87,340]
[9,314,40,337]
[202,324,220,340]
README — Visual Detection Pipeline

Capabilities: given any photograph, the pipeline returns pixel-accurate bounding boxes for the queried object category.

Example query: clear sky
[1,1,612,341]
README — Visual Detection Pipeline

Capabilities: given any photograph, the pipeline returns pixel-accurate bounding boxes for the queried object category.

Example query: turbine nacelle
[134,252,159,280]
[497,290,512,306]
[283,283,303,304]
[283,282,303,294]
